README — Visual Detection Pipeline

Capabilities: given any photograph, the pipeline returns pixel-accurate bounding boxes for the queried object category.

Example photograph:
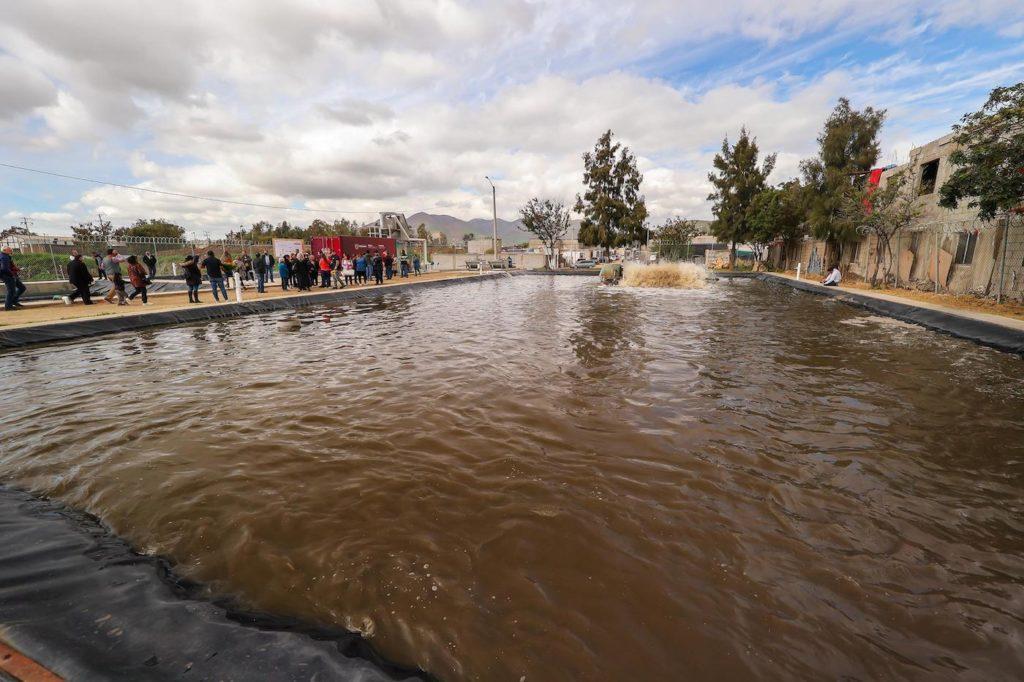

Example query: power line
[0,161,382,215]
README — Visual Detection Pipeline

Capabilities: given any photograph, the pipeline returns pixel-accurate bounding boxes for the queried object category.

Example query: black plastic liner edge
[0,273,508,350]
[756,272,1024,356]
[0,484,436,681]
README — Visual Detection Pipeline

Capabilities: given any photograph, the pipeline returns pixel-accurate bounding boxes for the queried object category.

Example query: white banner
[272,238,304,258]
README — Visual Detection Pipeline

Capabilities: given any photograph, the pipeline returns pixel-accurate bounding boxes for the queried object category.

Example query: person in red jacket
[126,255,152,305]
[318,253,331,288]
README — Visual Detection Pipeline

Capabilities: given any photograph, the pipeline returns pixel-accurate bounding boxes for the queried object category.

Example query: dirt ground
[0,271,480,330]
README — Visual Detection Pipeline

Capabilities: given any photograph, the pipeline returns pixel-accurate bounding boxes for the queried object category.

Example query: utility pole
[485,176,497,261]
[20,217,33,252]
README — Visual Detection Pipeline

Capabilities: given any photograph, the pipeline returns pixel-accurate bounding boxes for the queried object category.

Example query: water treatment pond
[2,275,1023,680]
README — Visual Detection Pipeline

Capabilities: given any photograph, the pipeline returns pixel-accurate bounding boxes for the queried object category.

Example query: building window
[954,230,977,265]
[919,159,939,195]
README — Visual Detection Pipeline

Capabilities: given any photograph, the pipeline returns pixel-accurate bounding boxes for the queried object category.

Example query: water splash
[620,262,708,289]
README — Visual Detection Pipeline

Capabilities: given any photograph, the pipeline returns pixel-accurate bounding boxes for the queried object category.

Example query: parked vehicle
[573,259,597,269]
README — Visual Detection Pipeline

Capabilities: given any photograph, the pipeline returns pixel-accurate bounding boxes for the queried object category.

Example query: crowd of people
[0,243,425,312]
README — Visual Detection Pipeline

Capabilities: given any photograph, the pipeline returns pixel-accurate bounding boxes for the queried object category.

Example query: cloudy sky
[2,0,1023,235]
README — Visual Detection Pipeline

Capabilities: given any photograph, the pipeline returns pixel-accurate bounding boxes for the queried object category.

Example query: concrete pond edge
[0,272,509,350]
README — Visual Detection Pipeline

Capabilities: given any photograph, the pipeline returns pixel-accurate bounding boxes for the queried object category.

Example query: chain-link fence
[2,236,274,281]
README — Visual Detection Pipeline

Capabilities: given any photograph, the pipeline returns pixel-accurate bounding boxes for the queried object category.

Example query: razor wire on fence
[852,213,1024,303]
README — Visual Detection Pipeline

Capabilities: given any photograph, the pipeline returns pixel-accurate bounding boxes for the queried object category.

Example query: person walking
[384,251,395,280]
[201,250,228,301]
[126,255,152,305]
[372,251,384,285]
[181,255,203,303]
[414,253,422,275]
[65,250,94,305]
[143,251,158,280]
[341,254,354,287]
[279,255,291,291]
[399,250,410,278]
[253,250,267,293]
[1,246,27,311]
[101,248,129,305]
[94,252,106,280]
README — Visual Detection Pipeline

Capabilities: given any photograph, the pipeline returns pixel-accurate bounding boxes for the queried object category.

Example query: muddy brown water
[2,276,1023,680]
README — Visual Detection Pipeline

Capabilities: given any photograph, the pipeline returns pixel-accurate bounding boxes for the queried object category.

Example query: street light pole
[485,176,497,260]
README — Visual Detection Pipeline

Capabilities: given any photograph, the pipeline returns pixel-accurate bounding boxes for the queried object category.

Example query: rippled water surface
[2,276,1024,680]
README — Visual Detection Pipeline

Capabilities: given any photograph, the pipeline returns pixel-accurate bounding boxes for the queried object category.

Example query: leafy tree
[114,218,185,239]
[840,169,920,287]
[800,97,886,254]
[462,232,476,245]
[416,223,429,240]
[519,197,571,268]
[70,217,114,243]
[939,81,1024,221]
[434,231,448,247]
[655,217,702,261]
[575,129,648,256]
[0,225,36,240]
[707,127,776,268]
[747,180,808,269]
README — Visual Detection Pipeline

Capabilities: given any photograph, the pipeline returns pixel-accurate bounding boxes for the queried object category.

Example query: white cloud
[1,0,1022,234]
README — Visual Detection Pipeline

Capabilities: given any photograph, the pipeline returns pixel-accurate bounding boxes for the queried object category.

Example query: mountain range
[406,212,527,244]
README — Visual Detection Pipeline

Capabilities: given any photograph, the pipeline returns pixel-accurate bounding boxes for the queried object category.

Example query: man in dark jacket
[1,247,27,311]
[142,251,157,279]
[253,250,267,293]
[65,250,94,305]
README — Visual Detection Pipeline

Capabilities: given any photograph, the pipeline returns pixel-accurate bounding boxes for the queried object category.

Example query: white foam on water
[619,262,708,289]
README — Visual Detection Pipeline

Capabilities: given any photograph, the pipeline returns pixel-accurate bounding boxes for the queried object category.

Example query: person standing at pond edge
[181,255,203,303]
[202,250,228,301]
[143,251,157,280]
[1,246,27,311]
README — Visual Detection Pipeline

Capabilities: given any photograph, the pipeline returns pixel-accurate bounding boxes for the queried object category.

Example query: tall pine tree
[800,98,886,259]
[575,130,648,256]
[707,127,776,269]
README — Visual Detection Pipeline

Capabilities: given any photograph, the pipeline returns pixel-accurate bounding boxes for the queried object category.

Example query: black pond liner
[754,272,1024,356]
[0,273,510,350]
[0,485,434,681]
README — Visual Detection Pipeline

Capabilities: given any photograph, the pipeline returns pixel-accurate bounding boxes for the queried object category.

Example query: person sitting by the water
[821,264,842,287]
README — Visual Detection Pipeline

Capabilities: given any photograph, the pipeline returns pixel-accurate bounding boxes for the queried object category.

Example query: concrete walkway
[0,270,496,348]
[0,271,477,332]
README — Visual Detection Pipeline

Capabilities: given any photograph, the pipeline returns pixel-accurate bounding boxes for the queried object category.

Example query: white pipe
[796,263,801,281]
[234,273,243,302]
